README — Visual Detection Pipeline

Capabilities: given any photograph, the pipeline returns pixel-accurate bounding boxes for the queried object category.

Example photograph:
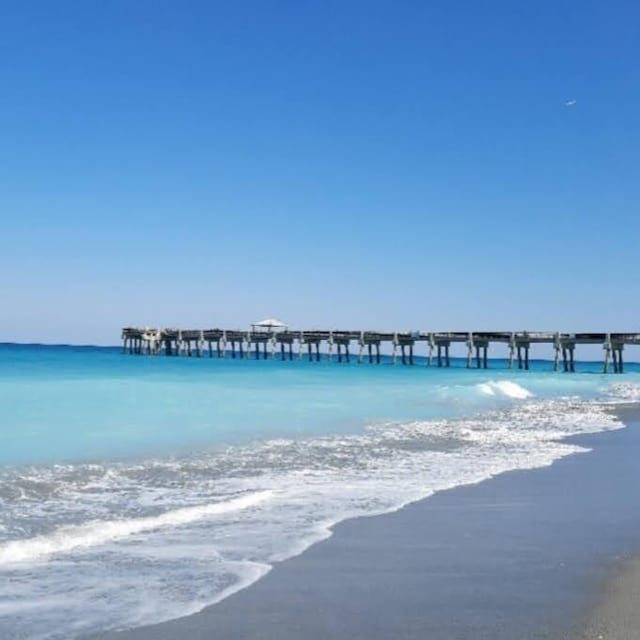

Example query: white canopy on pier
[252,318,288,332]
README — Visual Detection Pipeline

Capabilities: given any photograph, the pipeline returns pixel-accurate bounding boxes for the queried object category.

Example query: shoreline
[90,403,640,640]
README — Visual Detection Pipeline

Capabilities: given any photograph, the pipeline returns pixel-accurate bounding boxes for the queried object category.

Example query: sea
[1,343,639,639]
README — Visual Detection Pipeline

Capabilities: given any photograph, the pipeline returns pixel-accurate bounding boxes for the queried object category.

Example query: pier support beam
[474,342,488,369]
[603,335,611,374]
[362,342,381,364]
[197,332,204,357]
[335,342,350,363]
[177,333,183,357]
[517,346,522,369]
[220,334,227,358]
[516,343,530,370]
[436,342,451,367]
[612,344,624,373]
[397,342,415,365]
[553,334,561,372]
[561,343,575,373]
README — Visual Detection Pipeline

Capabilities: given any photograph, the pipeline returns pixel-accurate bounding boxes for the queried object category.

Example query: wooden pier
[121,328,640,373]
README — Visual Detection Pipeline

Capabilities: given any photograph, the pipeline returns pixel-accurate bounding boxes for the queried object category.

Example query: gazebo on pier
[251,318,288,333]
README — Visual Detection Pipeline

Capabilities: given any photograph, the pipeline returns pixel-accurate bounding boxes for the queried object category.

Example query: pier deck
[121,328,640,373]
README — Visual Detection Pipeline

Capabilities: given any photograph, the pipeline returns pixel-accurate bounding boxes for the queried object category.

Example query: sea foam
[0,490,273,565]
[476,380,533,399]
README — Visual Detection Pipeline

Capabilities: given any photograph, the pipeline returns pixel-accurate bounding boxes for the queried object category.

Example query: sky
[1,0,639,345]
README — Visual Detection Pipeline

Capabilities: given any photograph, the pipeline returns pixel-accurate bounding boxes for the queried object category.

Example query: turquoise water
[2,343,639,466]
[1,343,640,639]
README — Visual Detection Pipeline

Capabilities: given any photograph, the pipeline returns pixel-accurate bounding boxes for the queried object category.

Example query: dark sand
[572,555,640,639]
[93,405,640,640]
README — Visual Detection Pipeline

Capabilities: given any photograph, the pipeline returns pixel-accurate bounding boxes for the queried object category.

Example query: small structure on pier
[251,318,288,333]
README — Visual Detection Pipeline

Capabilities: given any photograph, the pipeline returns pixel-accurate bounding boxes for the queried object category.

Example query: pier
[121,328,640,373]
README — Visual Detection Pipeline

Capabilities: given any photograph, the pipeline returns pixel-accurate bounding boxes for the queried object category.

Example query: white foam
[606,382,640,402]
[0,490,273,565]
[476,380,533,399]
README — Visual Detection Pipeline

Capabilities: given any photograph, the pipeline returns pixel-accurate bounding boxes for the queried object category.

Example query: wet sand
[571,555,640,639]
[93,405,640,640]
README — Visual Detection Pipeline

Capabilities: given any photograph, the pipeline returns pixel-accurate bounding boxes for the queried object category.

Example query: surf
[0,490,273,565]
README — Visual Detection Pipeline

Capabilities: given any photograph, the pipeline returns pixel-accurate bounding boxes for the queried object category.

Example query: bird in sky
[564,99,577,107]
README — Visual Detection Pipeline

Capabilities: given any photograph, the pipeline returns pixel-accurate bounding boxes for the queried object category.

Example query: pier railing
[121,328,640,373]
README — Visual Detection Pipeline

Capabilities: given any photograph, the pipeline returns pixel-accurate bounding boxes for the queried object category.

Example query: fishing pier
[121,326,640,373]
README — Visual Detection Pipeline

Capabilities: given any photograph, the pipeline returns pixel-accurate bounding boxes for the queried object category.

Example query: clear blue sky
[1,1,638,344]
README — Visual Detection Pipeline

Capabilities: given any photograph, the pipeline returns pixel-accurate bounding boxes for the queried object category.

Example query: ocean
[1,343,639,639]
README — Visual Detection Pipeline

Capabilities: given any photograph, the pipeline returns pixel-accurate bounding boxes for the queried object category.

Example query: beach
[90,404,640,640]
[2,346,640,639]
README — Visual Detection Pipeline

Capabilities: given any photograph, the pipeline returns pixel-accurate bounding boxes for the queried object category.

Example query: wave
[0,491,273,565]
[606,382,640,402]
[476,380,533,399]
